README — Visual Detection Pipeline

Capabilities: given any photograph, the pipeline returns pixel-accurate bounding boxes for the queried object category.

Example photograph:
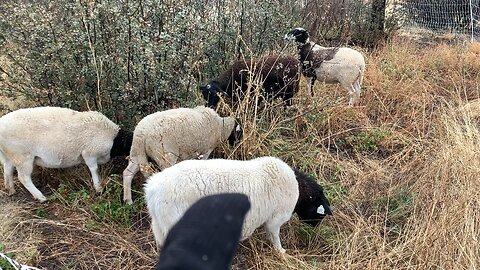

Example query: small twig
[81,14,102,111]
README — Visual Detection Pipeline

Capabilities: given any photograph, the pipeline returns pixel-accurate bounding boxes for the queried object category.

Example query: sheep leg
[122,160,140,205]
[0,152,15,195]
[283,90,294,107]
[353,80,362,104]
[84,156,103,193]
[3,161,15,195]
[151,218,167,247]
[153,151,178,170]
[348,92,354,107]
[200,150,213,160]
[265,219,287,253]
[162,152,177,168]
[343,83,357,107]
[306,77,316,97]
[16,157,47,202]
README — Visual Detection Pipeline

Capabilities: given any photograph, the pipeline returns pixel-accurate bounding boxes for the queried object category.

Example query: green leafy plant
[35,207,47,218]
[343,128,390,153]
[0,252,16,270]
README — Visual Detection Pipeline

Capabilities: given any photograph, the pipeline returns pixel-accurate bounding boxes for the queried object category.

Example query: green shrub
[0,0,391,126]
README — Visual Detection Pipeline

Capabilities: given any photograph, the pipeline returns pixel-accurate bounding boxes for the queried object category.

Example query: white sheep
[144,156,332,253]
[122,106,241,204]
[0,106,132,202]
[285,27,366,106]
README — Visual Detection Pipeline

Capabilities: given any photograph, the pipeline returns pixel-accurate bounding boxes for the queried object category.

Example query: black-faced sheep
[285,27,366,106]
[144,157,332,253]
[154,193,250,270]
[0,107,132,202]
[199,55,300,108]
[122,106,242,204]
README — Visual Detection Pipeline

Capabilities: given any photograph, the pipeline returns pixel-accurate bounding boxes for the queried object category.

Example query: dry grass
[1,37,480,269]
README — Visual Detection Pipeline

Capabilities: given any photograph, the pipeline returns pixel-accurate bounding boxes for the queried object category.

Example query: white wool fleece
[144,156,299,253]
[123,106,237,204]
[0,106,120,202]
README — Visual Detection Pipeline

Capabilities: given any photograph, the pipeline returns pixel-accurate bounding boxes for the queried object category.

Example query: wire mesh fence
[397,0,480,41]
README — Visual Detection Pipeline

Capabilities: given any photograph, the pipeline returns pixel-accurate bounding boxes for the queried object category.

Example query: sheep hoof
[278,248,286,254]
[37,196,47,203]
[7,188,16,196]
[124,198,133,205]
[95,186,103,193]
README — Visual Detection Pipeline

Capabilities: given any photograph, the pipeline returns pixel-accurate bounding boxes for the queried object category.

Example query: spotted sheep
[285,28,366,106]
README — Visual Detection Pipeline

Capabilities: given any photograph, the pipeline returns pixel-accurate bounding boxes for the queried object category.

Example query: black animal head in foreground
[293,168,332,227]
[284,28,310,44]
[200,81,226,108]
[111,128,133,157]
[154,193,251,270]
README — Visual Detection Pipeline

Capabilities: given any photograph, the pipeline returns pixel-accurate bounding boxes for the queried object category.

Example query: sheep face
[110,128,133,157]
[154,193,250,270]
[293,169,332,227]
[200,82,225,108]
[296,191,332,227]
[227,120,243,146]
[284,28,309,44]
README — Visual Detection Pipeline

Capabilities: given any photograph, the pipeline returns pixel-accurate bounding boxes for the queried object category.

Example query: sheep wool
[123,106,239,204]
[0,106,131,202]
[144,157,299,253]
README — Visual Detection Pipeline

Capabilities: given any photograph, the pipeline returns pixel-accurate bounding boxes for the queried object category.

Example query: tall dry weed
[398,104,480,269]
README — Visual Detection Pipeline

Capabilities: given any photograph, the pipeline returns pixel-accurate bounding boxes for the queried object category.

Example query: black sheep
[200,55,300,108]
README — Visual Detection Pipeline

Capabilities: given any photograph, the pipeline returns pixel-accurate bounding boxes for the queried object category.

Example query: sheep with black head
[200,55,300,108]
[285,27,366,106]
[0,106,133,202]
[144,156,332,253]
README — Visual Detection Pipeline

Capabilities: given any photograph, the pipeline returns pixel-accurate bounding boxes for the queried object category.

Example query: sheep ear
[318,204,332,215]
[228,122,243,146]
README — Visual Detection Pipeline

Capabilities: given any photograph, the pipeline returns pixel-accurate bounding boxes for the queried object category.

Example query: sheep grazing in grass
[285,27,366,106]
[199,55,300,108]
[144,157,332,253]
[123,106,242,204]
[154,193,250,270]
[0,107,133,202]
